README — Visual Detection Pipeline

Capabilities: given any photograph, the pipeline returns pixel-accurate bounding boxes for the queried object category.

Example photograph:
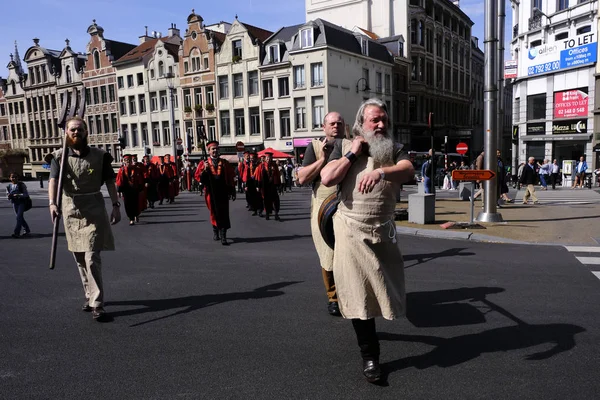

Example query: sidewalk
[395,190,600,246]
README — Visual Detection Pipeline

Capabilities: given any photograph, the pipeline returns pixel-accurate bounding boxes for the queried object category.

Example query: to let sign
[452,170,496,181]
[554,89,588,119]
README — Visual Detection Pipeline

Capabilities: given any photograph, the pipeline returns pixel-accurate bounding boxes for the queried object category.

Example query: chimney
[139,26,152,44]
[168,23,181,38]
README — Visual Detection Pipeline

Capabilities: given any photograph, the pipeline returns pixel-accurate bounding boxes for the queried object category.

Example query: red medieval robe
[157,162,173,201]
[254,161,281,215]
[135,162,147,212]
[195,158,235,229]
[116,164,145,220]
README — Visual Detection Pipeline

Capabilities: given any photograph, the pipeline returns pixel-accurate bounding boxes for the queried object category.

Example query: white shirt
[551,164,559,174]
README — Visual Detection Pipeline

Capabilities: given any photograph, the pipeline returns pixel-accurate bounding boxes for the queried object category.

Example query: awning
[521,133,592,142]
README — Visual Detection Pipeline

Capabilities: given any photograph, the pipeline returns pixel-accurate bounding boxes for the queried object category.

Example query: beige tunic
[309,139,337,271]
[52,148,115,253]
[332,139,406,320]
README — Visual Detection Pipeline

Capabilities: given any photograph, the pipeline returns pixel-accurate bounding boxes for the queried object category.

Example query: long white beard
[363,130,394,166]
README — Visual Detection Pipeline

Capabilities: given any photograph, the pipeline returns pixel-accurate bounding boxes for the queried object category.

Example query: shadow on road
[403,248,476,268]
[0,232,65,240]
[231,234,311,243]
[380,286,585,376]
[505,214,600,223]
[141,219,204,225]
[107,281,303,327]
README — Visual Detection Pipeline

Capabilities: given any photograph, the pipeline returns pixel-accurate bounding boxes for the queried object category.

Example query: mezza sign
[524,31,597,77]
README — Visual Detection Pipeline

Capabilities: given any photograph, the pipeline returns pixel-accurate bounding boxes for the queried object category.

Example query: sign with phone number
[528,43,597,76]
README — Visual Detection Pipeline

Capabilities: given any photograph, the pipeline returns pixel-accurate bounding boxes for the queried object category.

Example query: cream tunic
[332,139,406,320]
[52,148,115,253]
[309,139,337,271]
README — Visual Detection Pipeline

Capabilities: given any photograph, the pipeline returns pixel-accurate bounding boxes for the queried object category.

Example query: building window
[263,80,274,99]
[92,87,99,104]
[362,68,370,88]
[208,120,216,140]
[93,50,101,69]
[160,91,168,110]
[152,122,160,144]
[398,40,405,57]
[312,96,324,129]
[109,85,116,102]
[131,124,139,147]
[218,76,229,99]
[577,25,592,35]
[232,40,242,59]
[204,57,209,70]
[384,74,391,94]
[127,74,134,87]
[294,65,305,89]
[119,97,126,116]
[220,110,231,136]
[234,109,245,136]
[250,107,260,135]
[310,63,323,87]
[141,123,148,144]
[533,0,542,9]
[65,66,72,83]
[162,121,171,145]
[137,73,144,86]
[278,77,290,97]
[376,72,383,93]
[233,73,243,97]
[139,94,146,113]
[111,113,118,132]
[268,44,280,63]
[150,92,158,111]
[121,124,128,144]
[527,94,546,120]
[103,114,110,133]
[100,86,107,103]
[248,71,259,96]
[280,110,291,138]
[300,28,313,48]
[194,88,202,106]
[410,19,417,44]
[184,89,192,108]
[158,61,164,77]
[264,111,275,138]
[150,69,155,79]
[129,96,136,115]
[207,86,214,105]
[184,61,189,73]
[360,37,368,56]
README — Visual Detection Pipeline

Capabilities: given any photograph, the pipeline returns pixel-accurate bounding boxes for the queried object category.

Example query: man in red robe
[157,155,172,205]
[243,151,263,217]
[132,154,147,213]
[116,154,144,225]
[164,154,179,203]
[194,141,236,245]
[255,151,281,221]
[143,155,159,208]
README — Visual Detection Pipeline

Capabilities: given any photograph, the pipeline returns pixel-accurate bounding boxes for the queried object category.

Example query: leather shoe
[82,303,92,312]
[327,301,341,316]
[363,360,382,383]
[91,307,108,321]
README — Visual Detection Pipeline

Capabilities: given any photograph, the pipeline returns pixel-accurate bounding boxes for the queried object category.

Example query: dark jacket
[520,163,537,185]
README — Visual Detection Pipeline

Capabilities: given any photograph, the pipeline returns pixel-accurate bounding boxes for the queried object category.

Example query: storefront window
[527,94,546,120]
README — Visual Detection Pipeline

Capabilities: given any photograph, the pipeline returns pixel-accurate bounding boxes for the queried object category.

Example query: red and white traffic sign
[236,141,245,151]
[176,137,183,145]
[456,142,468,155]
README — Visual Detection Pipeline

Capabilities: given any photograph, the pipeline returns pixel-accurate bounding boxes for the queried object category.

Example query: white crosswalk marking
[575,257,600,265]
[564,245,600,282]
[515,187,600,205]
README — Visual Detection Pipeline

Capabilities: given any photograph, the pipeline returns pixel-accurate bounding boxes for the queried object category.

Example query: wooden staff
[49,89,86,269]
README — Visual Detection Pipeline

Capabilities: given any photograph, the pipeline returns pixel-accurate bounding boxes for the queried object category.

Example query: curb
[396,226,561,247]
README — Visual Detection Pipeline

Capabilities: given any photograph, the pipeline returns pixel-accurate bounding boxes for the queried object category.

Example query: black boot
[220,229,229,246]
[213,226,220,241]
[351,319,382,383]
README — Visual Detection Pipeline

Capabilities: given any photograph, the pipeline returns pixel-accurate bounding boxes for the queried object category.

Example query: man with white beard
[321,98,415,383]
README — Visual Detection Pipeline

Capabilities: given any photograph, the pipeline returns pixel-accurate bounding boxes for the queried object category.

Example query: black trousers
[551,173,559,189]
[351,319,379,361]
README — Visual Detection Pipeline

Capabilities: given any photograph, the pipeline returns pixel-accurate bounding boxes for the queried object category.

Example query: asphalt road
[1,188,599,399]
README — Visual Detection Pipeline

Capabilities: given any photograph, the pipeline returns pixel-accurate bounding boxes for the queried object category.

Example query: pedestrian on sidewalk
[421,150,433,193]
[297,111,345,317]
[6,172,31,238]
[472,151,484,203]
[320,98,415,384]
[538,159,550,190]
[520,156,539,204]
[47,116,121,322]
[551,159,560,189]
[573,156,588,189]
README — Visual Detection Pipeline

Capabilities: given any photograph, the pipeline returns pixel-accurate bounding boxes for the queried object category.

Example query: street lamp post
[164,72,178,166]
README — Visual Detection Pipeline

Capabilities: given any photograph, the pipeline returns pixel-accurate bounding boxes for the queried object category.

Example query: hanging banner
[525,31,597,77]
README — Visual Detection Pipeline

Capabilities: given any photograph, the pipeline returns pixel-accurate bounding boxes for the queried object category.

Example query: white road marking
[564,246,600,253]
[575,257,600,265]
[592,272,600,281]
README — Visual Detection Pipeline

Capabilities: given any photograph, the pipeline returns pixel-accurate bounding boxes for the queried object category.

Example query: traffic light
[442,142,449,154]
[118,136,127,149]
[512,126,519,144]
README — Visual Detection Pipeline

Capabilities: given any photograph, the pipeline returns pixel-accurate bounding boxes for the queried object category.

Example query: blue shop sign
[560,43,597,69]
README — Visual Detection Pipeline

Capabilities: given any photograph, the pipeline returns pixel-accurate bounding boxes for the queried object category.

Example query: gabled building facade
[216,17,273,155]
[4,46,27,161]
[260,19,394,157]
[179,11,227,158]
[0,78,9,148]
[112,25,182,159]
[83,20,136,164]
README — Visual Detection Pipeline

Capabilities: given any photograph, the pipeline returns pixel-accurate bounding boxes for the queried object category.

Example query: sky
[0,0,511,79]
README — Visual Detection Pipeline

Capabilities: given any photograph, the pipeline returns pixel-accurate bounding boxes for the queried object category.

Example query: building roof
[239,21,273,44]
[207,30,226,46]
[105,39,137,61]
[355,27,380,40]
[113,38,179,66]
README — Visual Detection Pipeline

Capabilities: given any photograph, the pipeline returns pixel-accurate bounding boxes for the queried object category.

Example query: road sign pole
[470,182,475,225]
